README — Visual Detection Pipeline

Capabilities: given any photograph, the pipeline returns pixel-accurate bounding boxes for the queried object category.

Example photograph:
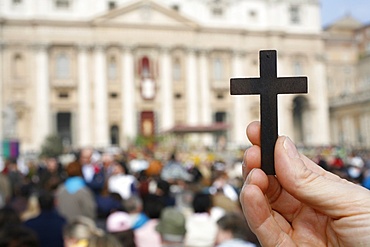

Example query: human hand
[240,121,370,246]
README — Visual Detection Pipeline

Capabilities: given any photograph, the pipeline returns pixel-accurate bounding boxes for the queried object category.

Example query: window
[215,111,226,123]
[55,0,70,9]
[108,55,117,80]
[293,61,302,75]
[249,10,256,17]
[56,53,70,79]
[13,54,24,79]
[172,57,182,81]
[216,93,224,100]
[171,5,179,11]
[110,125,120,145]
[213,57,223,80]
[110,92,118,98]
[212,7,223,16]
[59,92,69,98]
[108,1,116,10]
[12,0,22,6]
[139,56,151,78]
[290,5,300,24]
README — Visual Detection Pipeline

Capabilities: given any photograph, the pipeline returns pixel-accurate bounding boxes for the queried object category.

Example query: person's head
[79,148,93,165]
[106,211,132,233]
[87,233,121,247]
[102,153,114,167]
[0,206,21,228]
[156,207,186,243]
[46,157,58,172]
[143,194,165,219]
[156,179,170,196]
[111,163,125,176]
[0,225,39,247]
[63,216,103,247]
[122,195,143,214]
[37,191,55,211]
[66,161,83,178]
[192,192,212,213]
[106,211,136,247]
[215,212,259,245]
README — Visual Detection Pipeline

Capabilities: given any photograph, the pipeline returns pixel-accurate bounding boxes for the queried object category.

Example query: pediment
[92,0,199,30]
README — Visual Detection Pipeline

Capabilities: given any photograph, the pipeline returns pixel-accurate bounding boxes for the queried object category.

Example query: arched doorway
[110,125,119,146]
[292,96,309,144]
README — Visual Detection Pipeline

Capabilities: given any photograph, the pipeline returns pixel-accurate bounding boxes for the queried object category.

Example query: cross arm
[230,78,262,95]
[277,77,308,94]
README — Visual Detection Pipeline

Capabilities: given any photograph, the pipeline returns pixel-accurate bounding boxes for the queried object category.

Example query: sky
[321,0,370,27]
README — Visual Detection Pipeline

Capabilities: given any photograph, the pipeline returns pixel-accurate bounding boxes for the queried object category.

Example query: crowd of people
[1,134,370,247]
[0,144,259,247]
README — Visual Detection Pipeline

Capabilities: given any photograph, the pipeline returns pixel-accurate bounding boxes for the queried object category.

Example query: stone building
[0,0,329,153]
[324,15,370,149]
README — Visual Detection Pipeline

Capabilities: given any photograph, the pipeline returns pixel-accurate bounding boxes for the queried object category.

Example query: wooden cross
[230,50,307,175]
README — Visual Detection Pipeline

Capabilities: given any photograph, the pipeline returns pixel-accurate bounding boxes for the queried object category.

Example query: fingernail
[283,137,300,159]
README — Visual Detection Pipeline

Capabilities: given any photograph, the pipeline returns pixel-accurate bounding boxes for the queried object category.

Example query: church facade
[324,16,370,150]
[0,0,330,153]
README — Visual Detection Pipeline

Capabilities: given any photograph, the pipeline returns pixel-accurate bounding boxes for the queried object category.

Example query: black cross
[230,50,307,175]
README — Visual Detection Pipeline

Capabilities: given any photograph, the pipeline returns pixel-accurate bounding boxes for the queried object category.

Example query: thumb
[274,136,370,217]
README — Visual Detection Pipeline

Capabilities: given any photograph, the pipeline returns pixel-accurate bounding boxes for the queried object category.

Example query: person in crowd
[211,188,241,214]
[2,158,24,198]
[0,224,40,247]
[101,152,117,180]
[63,216,104,247]
[21,191,42,222]
[122,195,162,247]
[87,233,122,247]
[38,157,65,192]
[210,172,239,203]
[240,121,370,246]
[184,192,218,247]
[0,172,11,208]
[122,195,149,230]
[0,206,21,228]
[24,191,67,247]
[215,212,259,247]
[107,162,138,200]
[161,152,192,184]
[106,211,136,247]
[156,206,187,247]
[55,161,96,222]
[78,147,105,195]
[346,151,365,184]
[135,194,163,247]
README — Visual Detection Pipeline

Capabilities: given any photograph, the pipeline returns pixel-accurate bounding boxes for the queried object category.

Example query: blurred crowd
[1,143,370,247]
[0,145,259,247]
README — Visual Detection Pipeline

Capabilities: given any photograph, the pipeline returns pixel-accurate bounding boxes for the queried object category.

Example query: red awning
[165,123,229,134]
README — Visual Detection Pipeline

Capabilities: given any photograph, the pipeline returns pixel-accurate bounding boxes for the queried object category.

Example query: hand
[240,121,370,246]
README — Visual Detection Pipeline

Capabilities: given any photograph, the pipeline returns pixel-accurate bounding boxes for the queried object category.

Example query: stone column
[232,50,247,146]
[93,45,109,147]
[160,47,173,131]
[186,48,198,125]
[199,50,211,125]
[77,45,91,147]
[122,46,137,147]
[277,53,295,139]
[310,55,330,145]
[34,43,50,150]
